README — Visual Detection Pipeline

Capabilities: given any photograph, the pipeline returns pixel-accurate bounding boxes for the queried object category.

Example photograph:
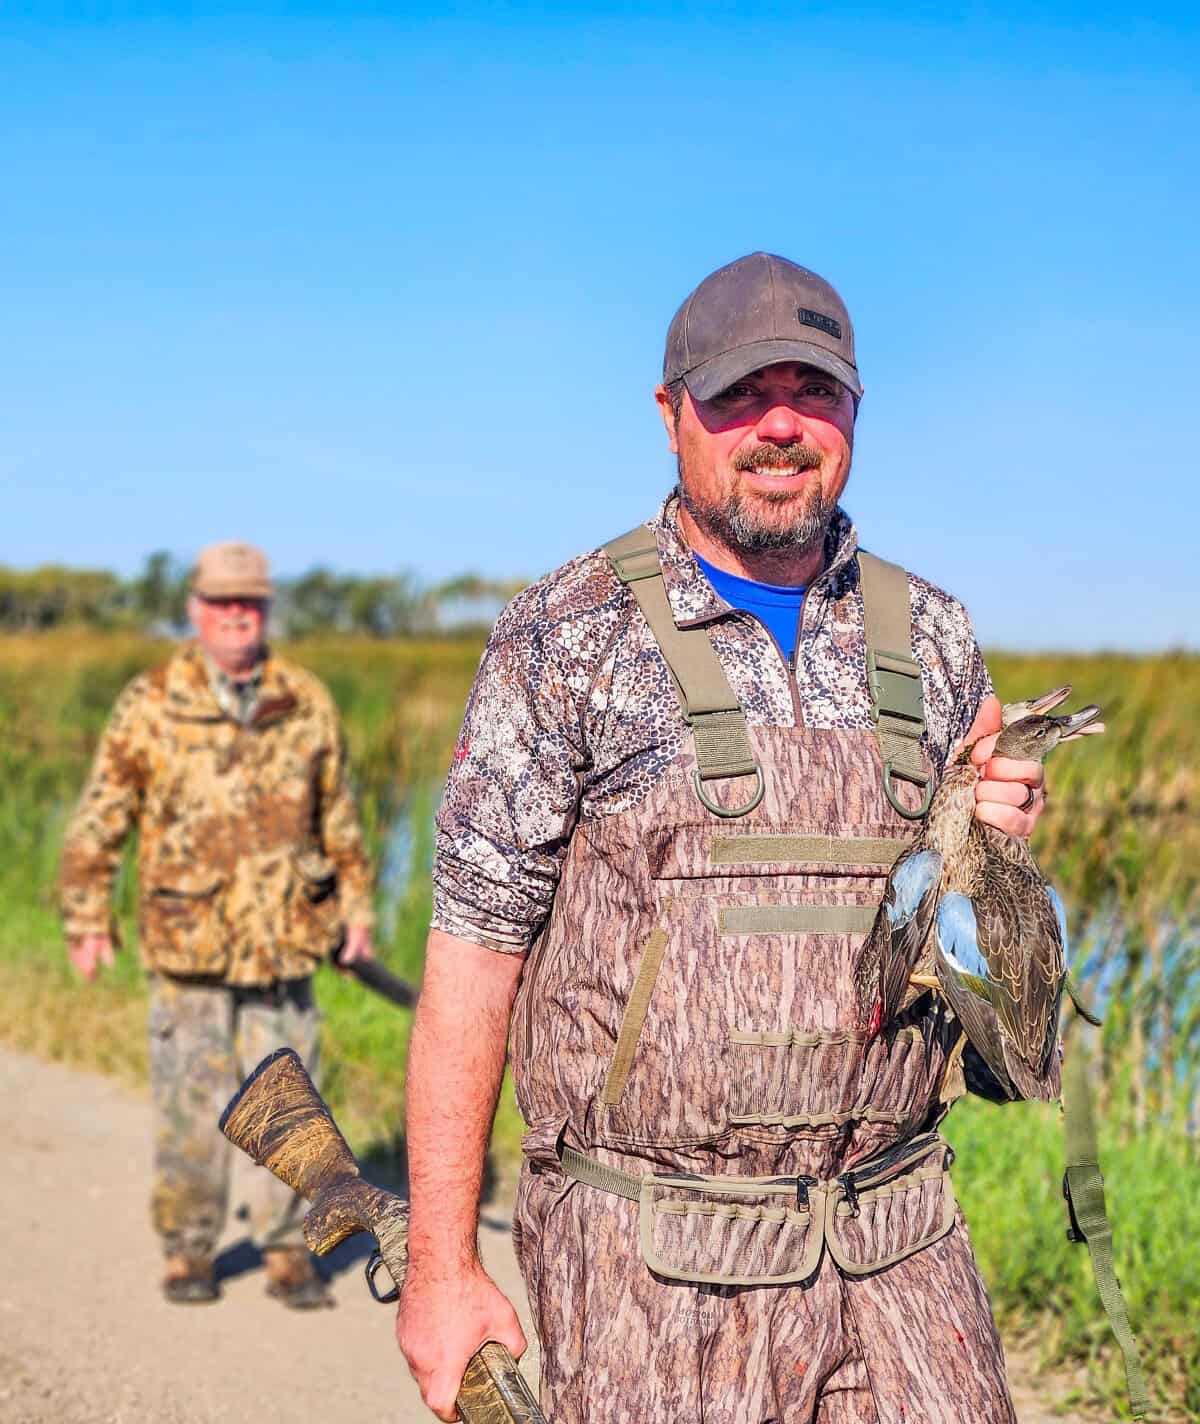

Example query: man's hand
[397,1264,527,1422]
[69,933,115,981]
[960,694,1046,837]
[337,922,373,968]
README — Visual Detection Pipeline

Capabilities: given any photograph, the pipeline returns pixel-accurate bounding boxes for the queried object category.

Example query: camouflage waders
[148,974,320,1259]
[510,530,1016,1423]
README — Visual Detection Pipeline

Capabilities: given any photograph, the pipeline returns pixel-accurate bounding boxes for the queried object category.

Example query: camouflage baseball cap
[664,252,863,401]
[192,542,272,600]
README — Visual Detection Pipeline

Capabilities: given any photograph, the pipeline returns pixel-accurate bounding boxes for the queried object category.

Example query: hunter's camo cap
[192,542,272,600]
[664,252,863,401]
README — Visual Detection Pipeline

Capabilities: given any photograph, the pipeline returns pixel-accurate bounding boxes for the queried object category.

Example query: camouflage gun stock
[220,1048,547,1424]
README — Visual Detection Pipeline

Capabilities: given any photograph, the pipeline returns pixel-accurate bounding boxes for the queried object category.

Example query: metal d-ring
[692,764,765,819]
[882,763,933,821]
[364,1249,399,1304]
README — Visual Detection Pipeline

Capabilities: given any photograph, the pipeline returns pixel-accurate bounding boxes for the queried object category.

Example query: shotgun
[333,948,418,1008]
[220,1047,546,1423]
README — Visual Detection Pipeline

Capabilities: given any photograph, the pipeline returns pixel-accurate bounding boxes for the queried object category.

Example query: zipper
[730,610,804,729]
[791,586,813,728]
[735,576,824,731]
[843,1130,945,1192]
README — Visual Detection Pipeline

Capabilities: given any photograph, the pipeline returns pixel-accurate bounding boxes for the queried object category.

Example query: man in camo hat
[61,541,375,1307]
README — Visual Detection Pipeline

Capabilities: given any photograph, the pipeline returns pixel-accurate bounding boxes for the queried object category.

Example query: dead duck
[854,686,1103,1097]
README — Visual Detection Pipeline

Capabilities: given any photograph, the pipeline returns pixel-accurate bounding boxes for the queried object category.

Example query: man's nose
[755,402,805,443]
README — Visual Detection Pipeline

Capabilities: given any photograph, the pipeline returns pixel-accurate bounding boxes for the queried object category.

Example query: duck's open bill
[1054,705,1104,740]
[1022,685,1073,715]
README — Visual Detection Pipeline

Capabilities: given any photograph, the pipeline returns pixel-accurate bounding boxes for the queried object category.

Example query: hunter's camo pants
[147,974,320,1259]
[515,1170,1017,1424]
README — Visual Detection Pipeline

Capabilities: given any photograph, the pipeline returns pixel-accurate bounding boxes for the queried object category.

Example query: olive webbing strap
[711,834,907,868]
[604,527,757,781]
[560,1144,643,1201]
[857,552,931,820]
[717,904,879,935]
[601,928,669,1108]
[1063,1045,1149,1418]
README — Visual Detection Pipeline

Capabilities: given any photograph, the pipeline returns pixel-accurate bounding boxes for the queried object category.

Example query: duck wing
[936,861,1067,1099]
[935,892,1016,1099]
[854,844,943,1033]
[983,857,1067,1074]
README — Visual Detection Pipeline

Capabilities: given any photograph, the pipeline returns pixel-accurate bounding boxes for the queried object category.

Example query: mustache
[731,442,824,473]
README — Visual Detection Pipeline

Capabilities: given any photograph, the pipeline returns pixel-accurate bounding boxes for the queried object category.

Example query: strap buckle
[867,648,925,729]
[609,545,661,584]
[1063,1168,1093,1245]
[869,647,931,820]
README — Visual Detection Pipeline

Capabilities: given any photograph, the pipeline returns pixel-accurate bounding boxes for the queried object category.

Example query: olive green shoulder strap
[857,551,932,819]
[604,526,762,817]
[1063,1042,1149,1417]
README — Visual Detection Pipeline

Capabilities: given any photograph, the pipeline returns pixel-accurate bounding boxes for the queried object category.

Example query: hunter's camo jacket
[61,644,373,985]
[433,491,992,954]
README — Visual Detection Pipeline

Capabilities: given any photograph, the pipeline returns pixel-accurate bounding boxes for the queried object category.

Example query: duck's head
[994,704,1105,762]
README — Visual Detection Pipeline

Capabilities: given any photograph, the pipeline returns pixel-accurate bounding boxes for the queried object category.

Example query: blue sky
[1,3,1197,649]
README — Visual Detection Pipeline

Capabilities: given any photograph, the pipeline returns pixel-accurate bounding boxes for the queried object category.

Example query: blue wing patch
[937,894,990,979]
[887,849,942,927]
[1047,886,1071,968]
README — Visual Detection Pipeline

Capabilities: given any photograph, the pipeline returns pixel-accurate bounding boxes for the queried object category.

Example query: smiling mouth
[748,464,809,478]
[733,441,824,481]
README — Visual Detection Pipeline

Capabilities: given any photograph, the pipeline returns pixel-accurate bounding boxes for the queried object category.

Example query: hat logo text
[797,308,842,341]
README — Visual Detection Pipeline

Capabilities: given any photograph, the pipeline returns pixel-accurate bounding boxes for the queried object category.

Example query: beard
[679,442,836,555]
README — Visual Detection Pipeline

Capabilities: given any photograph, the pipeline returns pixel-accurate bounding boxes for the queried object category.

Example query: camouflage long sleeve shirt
[61,643,374,986]
[432,492,992,955]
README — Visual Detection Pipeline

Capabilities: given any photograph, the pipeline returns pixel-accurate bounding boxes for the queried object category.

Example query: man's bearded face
[681,438,835,554]
[668,363,856,561]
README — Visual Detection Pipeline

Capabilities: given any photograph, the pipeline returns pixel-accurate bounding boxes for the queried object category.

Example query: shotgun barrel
[338,953,418,1008]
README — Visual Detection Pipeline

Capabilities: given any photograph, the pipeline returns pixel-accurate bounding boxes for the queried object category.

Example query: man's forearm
[405,928,525,1278]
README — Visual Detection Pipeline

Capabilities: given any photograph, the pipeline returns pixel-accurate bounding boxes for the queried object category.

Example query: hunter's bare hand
[69,933,114,981]
[960,695,1046,838]
[338,921,374,968]
[397,1263,527,1421]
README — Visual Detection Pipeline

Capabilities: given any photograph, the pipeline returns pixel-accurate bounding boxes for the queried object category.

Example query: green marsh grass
[0,633,1194,1417]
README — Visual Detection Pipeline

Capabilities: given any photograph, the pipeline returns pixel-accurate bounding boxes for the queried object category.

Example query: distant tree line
[0,553,525,638]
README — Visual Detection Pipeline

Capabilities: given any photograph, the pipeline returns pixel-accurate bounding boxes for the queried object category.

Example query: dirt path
[0,1046,1087,1423]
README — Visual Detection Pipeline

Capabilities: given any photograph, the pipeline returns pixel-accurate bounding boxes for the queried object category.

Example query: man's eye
[719,384,756,401]
[803,382,838,400]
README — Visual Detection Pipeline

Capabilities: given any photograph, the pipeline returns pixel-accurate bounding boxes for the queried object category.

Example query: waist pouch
[557,1130,956,1287]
